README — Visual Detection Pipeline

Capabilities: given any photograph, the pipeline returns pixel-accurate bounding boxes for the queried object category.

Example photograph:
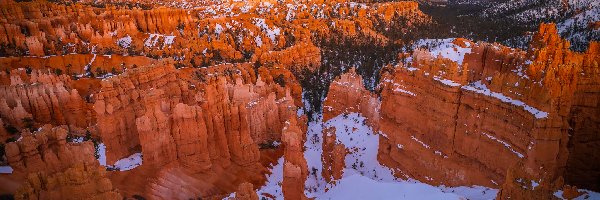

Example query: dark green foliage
[22,117,34,130]
[4,124,18,135]
[25,66,32,75]
[5,138,17,143]
[132,195,146,200]
[274,74,286,87]
[54,68,63,75]
[258,140,280,149]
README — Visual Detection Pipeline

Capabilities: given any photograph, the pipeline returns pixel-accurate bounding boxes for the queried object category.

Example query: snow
[557,0,600,50]
[255,36,263,47]
[433,76,462,87]
[304,115,327,197]
[0,166,13,174]
[394,88,417,96]
[318,174,463,200]
[326,113,397,182]
[411,135,431,149]
[439,185,498,200]
[144,34,176,48]
[415,38,472,65]
[223,192,236,200]
[298,113,497,199]
[215,24,224,35]
[71,136,85,143]
[97,143,107,166]
[253,18,281,42]
[164,36,176,46]
[257,157,284,200]
[97,143,142,171]
[116,35,132,49]
[112,153,143,171]
[481,132,524,158]
[461,81,548,119]
[392,83,417,96]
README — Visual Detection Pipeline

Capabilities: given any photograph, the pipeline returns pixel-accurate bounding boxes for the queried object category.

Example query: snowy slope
[298,113,498,200]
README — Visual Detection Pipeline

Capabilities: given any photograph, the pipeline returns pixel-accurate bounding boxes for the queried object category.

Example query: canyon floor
[0,0,599,199]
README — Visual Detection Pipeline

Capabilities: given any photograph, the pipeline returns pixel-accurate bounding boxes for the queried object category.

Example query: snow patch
[461,81,548,119]
[112,153,143,171]
[116,35,132,49]
[0,166,13,174]
[318,174,464,200]
[481,132,524,158]
[257,157,284,200]
[415,38,472,65]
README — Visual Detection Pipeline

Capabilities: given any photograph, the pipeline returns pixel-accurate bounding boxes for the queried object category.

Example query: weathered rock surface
[282,116,308,200]
[5,125,97,174]
[0,69,90,133]
[15,163,122,200]
[321,126,347,183]
[322,68,379,123]
[234,182,259,200]
[321,23,600,198]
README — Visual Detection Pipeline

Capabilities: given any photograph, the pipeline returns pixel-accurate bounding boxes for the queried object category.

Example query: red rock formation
[0,69,89,130]
[5,125,97,174]
[322,68,379,123]
[282,116,308,200]
[15,163,122,200]
[234,182,259,200]
[321,126,347,183]
[316,23,599,198]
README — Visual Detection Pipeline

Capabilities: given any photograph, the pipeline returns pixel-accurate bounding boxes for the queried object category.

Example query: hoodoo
[0,0,598,199]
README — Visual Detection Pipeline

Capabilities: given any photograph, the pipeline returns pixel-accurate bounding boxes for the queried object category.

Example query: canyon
[0,0,598,200]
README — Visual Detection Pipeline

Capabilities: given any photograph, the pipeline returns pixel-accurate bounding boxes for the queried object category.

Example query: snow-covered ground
[554,189,600,200]
[96,143,143,171]
[257,157,285,200]
[253,112,498,200]
[414,38,472,65]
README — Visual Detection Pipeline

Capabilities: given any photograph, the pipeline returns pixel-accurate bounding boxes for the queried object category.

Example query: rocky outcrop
[318,23,599,198]
[282,116,308,200]
[233,182,259,200]
[0,69,89,131]
[5,125,97,174]
[321,126,347,183]
[14,163,122,200]
[322,68,379,123]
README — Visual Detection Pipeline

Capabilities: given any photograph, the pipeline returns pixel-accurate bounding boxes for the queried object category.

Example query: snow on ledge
[554,188,600,200]
[97,143,143,171]
[433,76,461,87]
[392,83,417,96]
[481,132,524,158]
[112,153,143,171]
[414,38,472,65]
[461,81,548,119]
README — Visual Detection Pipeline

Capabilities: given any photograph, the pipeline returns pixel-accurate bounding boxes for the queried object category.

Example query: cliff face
[320,23,600,198]
[93,62,298,169]
[0,69,89,133]
[322,68,379,123]
[0,55,306,198]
